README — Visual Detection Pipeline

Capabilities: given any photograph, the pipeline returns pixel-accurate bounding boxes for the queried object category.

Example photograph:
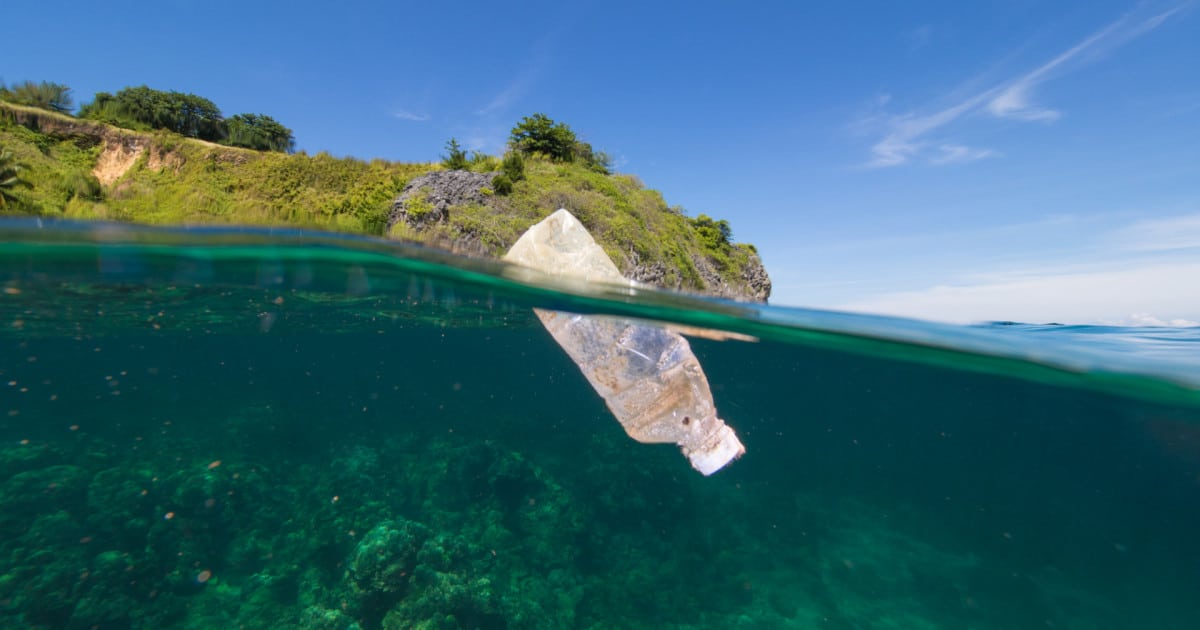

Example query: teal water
[2,221,1199,629]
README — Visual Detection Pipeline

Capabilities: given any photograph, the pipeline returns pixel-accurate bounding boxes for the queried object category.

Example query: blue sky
[4,1,1199,324]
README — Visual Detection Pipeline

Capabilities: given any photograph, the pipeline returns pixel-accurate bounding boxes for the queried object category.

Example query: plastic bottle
[504,209,745,474]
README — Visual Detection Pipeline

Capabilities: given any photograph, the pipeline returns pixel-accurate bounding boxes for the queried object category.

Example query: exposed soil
[92,137,146,185]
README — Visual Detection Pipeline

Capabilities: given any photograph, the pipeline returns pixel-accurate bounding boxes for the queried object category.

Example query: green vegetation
[397,152,764,295]
[404,192,435,221]
[224,114,295,153]
[0,80,73,114]
[501,151,525,183]
[0,97,768,299]
[0,146,32,209]
[510,113,576,162]
[0,105,424,233]
[4,83,300,154]
[441,138,467,170]
[690,214,733,248]
[80,86,225,141]
[467,150,499,173]
[510,113,610,174]
[491,174,513,195]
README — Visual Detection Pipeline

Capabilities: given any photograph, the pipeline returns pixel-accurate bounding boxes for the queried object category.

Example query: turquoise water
[2,221,1198,629]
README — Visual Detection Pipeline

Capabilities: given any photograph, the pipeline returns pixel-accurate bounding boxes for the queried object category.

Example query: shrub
[500,152,525,183]
[588,149,613,174]
[0,146,33,209]
[405,192,435,221]
[59,170,103,202]
[441,138,467,170]
[0,81,73,114]
[690,214,733,250]
[468,151,499,173]
[491,174,513,195]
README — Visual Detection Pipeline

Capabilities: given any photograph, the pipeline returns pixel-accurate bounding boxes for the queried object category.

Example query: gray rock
[740,256,773,302]
[385,170,773,302]
[386,170,497,231]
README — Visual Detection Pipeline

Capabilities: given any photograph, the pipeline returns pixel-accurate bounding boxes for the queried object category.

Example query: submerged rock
[349,519,431,595]
[300,606,363,630]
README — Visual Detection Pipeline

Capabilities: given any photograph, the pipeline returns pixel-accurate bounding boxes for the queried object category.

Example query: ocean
[2,220,1198,629]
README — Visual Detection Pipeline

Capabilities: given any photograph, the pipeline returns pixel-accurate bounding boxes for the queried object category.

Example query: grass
[1,105,429,234]
[0,101,768,299]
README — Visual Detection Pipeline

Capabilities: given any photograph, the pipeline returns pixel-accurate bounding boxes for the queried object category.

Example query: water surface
[2,221,1198,629]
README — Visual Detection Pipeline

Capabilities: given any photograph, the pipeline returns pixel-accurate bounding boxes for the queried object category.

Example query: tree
[80,86,172,131]
[0,147,33,210]
[174,92,224,141]
[442,138,467,170]
[0,80,73,113]
[79,86,225,141]
[76,92,135,127]
[589,149,613,175]
[509,114,611,172]
[509,113,578,162]
[224,113,295,152]
[690,214,733,249]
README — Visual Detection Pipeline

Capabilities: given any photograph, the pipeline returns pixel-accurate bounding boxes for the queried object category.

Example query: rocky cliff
[2,102,771,302]
[387,170,772,302]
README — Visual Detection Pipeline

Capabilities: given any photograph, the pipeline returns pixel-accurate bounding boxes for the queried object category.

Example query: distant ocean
[2,220,1198,629]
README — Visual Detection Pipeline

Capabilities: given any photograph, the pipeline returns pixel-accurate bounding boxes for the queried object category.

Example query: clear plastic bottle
[504,209,744,474]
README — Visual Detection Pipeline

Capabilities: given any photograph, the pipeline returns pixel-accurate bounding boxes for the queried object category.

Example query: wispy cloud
[930,143,999,165]
[863,6,1183,167]
[392,110,430,122]
[1109,212,1200,252]
[475,41,554,116]
[828,210,1200,324]
[473,20,578,117]
[837,261,1200,325]
[986,83,1061,122]
[865,94,989,166]
[476,78,531,116]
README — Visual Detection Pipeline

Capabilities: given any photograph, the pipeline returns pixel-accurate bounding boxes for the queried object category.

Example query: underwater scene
[2,220,1199,629]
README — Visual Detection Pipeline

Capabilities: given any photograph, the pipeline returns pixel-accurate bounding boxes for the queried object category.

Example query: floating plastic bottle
[504,209,745,475]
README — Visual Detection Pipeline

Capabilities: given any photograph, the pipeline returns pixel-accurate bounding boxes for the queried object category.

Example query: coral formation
[0,258,1197,628]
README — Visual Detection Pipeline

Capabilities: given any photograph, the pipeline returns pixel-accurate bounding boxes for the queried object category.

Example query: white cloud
[1108,313,1200,327]
[816,208,1200,325]
[863,6,1183,167]
[986,84,1061,122]
[982,14,1124,122]
[475,46,551,116]
[865,92,987,166]
[476,80,528,116]
[836,261,1200,325]
[930,143,999,165]
[1109,212,1200,252]
[392,110,430,122]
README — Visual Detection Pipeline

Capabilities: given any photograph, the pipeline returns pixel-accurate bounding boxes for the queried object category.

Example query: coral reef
[1,323,1196,629]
